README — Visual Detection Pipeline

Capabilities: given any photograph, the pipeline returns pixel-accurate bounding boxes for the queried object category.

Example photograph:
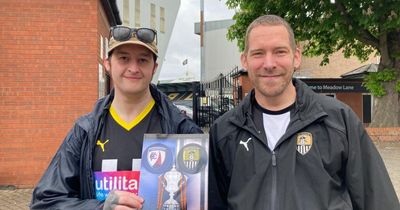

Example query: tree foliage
[226,0,400,126]
[227,0,400,66]
[364,68,397,97]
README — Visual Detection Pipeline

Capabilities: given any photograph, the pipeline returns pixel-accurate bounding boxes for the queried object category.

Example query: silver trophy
[162,165,183,210]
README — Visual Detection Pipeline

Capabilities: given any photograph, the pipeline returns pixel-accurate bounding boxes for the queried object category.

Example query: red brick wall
[367,128,400,142]
[239,75,252,97]
[0,0,100,188]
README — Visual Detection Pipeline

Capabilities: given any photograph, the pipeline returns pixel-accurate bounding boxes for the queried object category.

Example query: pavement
[0,189,32,210]
[0,141,399,210]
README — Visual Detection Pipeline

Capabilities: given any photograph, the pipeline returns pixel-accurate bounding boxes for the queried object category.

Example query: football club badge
[296,132,313,155]
[177,143,207,174]
[142,143,173,174]
[148,148,165,167]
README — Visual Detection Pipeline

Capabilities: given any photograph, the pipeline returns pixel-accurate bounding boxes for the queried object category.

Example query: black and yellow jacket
[209,79,399,210]
[31,84,202,210]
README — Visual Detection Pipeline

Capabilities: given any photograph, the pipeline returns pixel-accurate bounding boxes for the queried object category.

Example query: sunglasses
[110,26,157,44]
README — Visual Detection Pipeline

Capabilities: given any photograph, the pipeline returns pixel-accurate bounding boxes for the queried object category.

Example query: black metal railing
[193,67,241,128]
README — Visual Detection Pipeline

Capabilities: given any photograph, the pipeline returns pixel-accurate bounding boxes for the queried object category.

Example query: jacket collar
[292,78,327,122]
[229,78,326,127]
[78,84,177,132]
[98,84,187,133]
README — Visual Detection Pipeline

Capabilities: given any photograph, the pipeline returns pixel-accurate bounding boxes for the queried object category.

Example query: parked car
[174,104,193,119]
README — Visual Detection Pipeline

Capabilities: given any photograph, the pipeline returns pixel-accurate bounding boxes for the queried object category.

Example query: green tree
[227,0,400,127]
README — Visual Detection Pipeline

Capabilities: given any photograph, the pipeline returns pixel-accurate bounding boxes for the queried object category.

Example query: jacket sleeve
[344,109,399,210]
[208,123,229,210]
[178,117,204,134]
[30,123,103,210]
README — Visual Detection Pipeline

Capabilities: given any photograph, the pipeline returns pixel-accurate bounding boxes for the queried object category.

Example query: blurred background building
[115,0,180,84]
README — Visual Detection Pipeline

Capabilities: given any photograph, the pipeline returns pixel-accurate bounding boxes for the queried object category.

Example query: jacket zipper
[239,114,278,209]
[271,150,277,210]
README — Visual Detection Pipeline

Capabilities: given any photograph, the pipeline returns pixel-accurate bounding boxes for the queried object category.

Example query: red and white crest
[147,147,167,168]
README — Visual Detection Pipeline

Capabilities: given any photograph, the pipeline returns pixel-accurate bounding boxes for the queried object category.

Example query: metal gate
[193,67,242,128]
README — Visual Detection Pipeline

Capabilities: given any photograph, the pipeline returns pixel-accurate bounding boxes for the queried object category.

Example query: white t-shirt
[253,99,294,151]
[263,111,291,151]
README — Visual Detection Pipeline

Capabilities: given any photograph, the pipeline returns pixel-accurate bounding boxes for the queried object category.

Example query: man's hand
[103,190,144,210]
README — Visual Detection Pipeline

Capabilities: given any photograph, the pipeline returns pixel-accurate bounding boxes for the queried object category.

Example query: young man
[208,15,399,210]
[31,26,202,209]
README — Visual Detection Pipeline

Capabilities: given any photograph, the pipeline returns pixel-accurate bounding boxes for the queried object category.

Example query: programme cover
[138,134,209,210]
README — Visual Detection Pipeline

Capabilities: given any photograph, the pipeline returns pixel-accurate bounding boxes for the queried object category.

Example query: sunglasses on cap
[110,26,157,44]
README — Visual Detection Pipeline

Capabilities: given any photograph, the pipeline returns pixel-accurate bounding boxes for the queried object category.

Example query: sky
[158,0,235,81]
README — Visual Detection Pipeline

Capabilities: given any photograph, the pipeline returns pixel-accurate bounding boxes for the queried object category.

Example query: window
[99,35,110,98]
[135,0,140,27]
[99,35,109,59]
[150,3,156,30]
[98,64,106,98]
[160,7,165,33]
[123,0,129,25]
[100,35,104,59]
[104,37,108,59]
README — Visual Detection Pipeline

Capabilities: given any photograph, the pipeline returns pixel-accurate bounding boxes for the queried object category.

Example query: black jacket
[209,79,399,210]
[31,85,202,210]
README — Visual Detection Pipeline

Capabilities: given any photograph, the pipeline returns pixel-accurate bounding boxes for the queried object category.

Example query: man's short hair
[244,15,296,53]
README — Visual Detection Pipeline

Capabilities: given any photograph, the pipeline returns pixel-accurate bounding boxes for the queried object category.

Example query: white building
[195,19,241,82]
[116,0,180,83]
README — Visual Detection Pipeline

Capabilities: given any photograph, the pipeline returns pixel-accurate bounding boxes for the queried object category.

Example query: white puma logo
[239,137,252,151]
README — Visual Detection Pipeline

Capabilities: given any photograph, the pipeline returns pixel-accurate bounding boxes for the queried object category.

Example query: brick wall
[298,46,378,78]
[367,128,400,142]
[0,0,101,188]
[238,75,252,97]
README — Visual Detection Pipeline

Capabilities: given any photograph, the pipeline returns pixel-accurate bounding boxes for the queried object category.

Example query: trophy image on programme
[157,164,187,210]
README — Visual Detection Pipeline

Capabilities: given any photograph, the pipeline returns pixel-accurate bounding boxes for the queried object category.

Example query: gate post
[192,82,200,124]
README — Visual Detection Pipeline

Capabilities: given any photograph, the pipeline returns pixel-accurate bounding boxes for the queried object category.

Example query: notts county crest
[296,132,313,155]
[177,143,207,174]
